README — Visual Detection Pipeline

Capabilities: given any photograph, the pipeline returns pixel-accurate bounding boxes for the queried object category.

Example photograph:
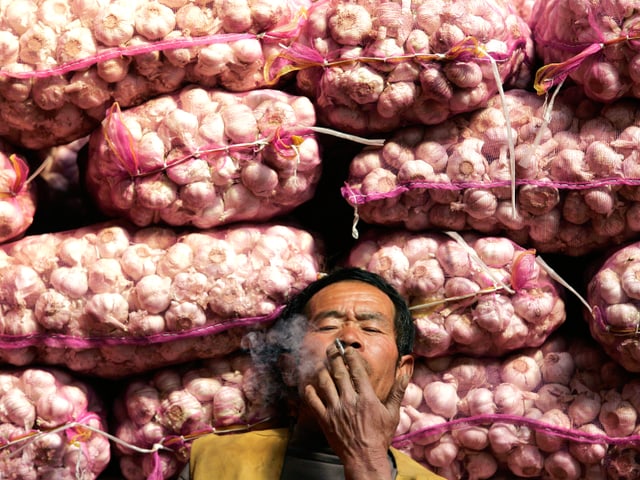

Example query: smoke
[241,313,310,407]
[244,313,308,361]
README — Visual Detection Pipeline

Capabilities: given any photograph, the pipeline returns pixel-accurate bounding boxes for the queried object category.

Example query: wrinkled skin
[283,280,414,480]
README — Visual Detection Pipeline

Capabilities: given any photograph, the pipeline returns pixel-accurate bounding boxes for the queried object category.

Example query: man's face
[295,280,413,402]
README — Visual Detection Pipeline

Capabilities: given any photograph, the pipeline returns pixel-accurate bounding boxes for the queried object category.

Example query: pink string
[147,451,164,480]
[0,1,308,81]
[341,177,640,206]
[392,412,640,448]
[0,33,255,79]
[0,307,282,349]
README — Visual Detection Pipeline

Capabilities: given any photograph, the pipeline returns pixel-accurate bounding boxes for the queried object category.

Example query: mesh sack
[342,87,640,256]
[266,0,535,135]
[395,334,640,479]
[0,0,310,149]
[0,221,324,378]
[85,86,322,228]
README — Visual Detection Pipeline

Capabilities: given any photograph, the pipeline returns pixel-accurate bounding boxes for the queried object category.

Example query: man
[184,267,444,479]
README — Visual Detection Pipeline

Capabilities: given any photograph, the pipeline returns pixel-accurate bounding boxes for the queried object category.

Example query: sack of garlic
[0,366,110,479]
[394,333,640,480]
[112,352,284,480]
[0,220,324,378]
[85,86,322,228]
[267,0,535,135]
[342,87,640,256]
[346,228,566,357]
[0,0,311,150]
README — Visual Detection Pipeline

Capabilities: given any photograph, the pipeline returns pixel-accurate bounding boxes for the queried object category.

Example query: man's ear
[278,352,298,387]
[396,354,414,380]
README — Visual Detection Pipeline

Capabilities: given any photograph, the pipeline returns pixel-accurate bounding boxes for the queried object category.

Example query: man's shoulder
[188,428,291,479]
[390,447,447,480]
[192,427,290,451]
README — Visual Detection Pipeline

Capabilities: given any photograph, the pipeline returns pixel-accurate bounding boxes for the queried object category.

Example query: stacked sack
[269,0,535,133]
[341,86,640,256]
[0,0,331,477]
[84,86,323,228]
[393,334,640,479]
[531,0,640,102]
[0,0,313,149]
[112,352,285,479]
[345,229,566,358]
[328,1,640,479]
[0,221,324,378]
[0,367,110,478]
[2,0,640,478]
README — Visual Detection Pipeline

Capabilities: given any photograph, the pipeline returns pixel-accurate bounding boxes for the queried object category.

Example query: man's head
[278,267,415,356]
[266,267,415,406]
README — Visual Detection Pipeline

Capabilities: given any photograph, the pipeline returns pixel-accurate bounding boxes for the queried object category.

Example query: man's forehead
[305,280,395,317]
[310,308,390,321]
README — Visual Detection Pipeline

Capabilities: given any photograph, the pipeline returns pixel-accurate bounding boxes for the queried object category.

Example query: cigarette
[334,339,346,358]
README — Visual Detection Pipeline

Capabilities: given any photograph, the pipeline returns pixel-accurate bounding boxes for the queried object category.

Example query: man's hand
[302,343,410,480]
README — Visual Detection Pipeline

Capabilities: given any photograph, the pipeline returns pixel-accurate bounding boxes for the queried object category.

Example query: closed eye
[315,324,339,331]
[363,327,382,333]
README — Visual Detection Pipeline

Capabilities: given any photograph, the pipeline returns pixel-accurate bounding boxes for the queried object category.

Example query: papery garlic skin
[86,87,321,230]
[92,3,135,46]
[0,387,36,430]
[587,240,640,372]
[348,229,565,357]
[0,221,323,377]
[0,367,109,477]
[125,381,161,426]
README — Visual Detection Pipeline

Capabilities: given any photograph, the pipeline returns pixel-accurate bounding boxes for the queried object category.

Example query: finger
[384,373,410,413]
[342,347,376,397]
[326,342,356,394]
[303,384,328,419]
[313,366,341,407]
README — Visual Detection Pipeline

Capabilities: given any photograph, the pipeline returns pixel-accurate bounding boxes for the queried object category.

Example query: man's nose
[338,323,362,349]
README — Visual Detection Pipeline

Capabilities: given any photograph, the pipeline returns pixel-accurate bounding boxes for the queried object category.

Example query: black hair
[277,266,415,356]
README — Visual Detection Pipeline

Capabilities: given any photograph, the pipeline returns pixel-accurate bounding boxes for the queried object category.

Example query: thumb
[385,373,410,412]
